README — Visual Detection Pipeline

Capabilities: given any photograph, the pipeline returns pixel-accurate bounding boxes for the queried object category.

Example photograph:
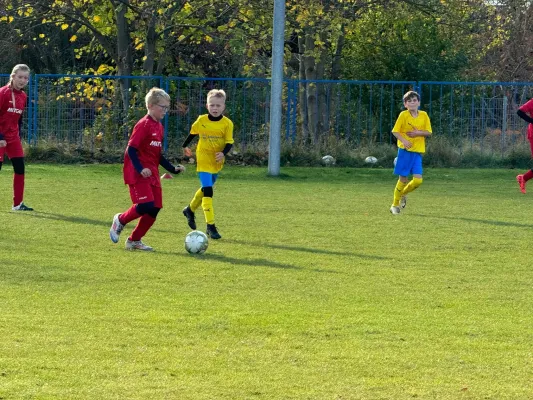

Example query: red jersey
[123,114,164,187]
[0,85,27,139]
[519,99,533,140]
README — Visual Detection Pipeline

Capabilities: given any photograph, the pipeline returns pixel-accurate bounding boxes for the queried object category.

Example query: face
[148,99,170,121]
[404,96,420,111]
[207,96,226,117]
[11,71,30,90]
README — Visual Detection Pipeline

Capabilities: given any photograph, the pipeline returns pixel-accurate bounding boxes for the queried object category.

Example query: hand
[215,152,225,163]
[406,130,418,138]
[184,147,192,157]
[175,164,185,173]
[140,168,152,178]
[402,138,413,149]
[0,140,6,148]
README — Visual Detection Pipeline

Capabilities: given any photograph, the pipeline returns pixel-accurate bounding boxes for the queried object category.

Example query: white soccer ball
[365,156,378,164]
[184,231,209,254]
[322,155,336,166]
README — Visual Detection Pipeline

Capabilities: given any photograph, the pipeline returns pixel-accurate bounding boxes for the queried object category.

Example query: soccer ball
[184,231,209,254]
[322,155,336,166]
[365,156,378,164]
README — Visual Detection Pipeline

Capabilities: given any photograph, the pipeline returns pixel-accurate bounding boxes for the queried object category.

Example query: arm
[215,143,233,163]
[127,145,151,178]
[159,155,185,174]
[517,109,533,124]
[181,133,197,157]
[406,129,431,138]
[392,132,412,149]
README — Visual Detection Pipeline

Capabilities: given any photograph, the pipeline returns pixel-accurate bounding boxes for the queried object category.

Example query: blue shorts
[394,148,423,177]
[198,172,218,187]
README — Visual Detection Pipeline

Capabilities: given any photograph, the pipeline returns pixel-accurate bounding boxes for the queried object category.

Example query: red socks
[119,205,141,225]
[524,169,533,182]
[13,173,24,206]
[130,214,156,241]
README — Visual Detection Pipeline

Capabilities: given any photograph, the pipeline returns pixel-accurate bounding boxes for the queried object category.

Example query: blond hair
[9,64,30,85]
[207,89,226,103]
[145,87,170,108]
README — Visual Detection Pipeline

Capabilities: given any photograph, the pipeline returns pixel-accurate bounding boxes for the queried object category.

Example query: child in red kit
[109,87,185,251]
[516,98,533,193]
[0,64,33,211]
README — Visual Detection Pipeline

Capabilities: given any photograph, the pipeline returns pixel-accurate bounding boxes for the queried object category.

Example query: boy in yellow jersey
[181,89,234,239]
[390,91,432,215]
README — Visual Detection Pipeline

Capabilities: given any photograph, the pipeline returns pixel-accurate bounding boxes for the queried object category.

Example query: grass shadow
[157,250,340,273]
[10,211,176,233]
[225,238,391,260]
[413,213,533,229]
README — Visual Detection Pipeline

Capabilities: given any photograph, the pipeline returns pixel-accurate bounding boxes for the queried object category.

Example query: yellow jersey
[392,110,432,153]
[191,114,234,173]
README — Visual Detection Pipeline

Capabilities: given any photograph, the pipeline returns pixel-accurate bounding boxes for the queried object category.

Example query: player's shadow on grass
[225,239,390,260]
[413,213,533,229]
[21,211,178,233]
[17,211,109,227]
[157,251,339,272]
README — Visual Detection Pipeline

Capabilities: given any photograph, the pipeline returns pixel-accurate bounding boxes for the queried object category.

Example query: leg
[126,184,162,251]
[183,187,203,230]
[517,169,533,194]
[11,157,32,210]
[398,153,423,206]
[402,174,423,196]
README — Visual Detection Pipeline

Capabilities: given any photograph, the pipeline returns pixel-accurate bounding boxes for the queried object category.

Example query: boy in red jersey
[109,87,185,251]
[181,89,234,239]
[515,98,533,193]
[0,64,33,211]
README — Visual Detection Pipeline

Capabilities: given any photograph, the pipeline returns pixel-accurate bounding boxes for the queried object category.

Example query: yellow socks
[202,197,215,225]
[392,180,407,206]
[402,177,423,196]
[189,188,204,212]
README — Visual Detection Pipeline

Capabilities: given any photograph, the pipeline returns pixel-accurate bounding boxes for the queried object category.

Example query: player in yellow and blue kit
[390,90,432,215]
[181,89,234,239]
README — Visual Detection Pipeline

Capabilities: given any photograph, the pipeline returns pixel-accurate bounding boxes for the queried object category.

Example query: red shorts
[0,136,24,162]
[128,181,163,208]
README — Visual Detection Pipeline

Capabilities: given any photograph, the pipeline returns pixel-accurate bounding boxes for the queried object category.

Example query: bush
[22,136,533,169]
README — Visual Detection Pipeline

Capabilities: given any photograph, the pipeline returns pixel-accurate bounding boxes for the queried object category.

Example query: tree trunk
[303,33,318,144]
[298,35,309,144]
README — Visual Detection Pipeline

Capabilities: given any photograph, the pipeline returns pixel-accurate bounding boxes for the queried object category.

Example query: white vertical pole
[268,0,286,176]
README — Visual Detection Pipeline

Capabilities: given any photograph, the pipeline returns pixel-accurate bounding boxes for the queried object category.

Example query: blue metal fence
[2,74,533,156]
[419,81,533,155]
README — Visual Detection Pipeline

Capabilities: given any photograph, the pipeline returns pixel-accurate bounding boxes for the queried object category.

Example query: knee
[147,207,161,218]
[202,186,213,197]
[412,177,423,188]
[11,157,25,175]
[135,201,156,215]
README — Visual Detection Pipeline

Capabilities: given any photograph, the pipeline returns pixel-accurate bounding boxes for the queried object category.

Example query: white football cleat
[390,206,401,215]
[125,239,154,251]
[109,213,124,243]
[12,202,33,211]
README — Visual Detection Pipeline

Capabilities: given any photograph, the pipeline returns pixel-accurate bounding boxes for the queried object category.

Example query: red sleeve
[0,87,10,115]
[519,99,533,115]
[128,118,149,149]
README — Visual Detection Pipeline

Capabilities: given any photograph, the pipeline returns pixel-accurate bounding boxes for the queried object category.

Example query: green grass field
[1,164,532,399]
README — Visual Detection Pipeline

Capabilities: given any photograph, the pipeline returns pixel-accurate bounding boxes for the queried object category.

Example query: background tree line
[1,0,533,152]
[1,0,532,82]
